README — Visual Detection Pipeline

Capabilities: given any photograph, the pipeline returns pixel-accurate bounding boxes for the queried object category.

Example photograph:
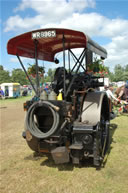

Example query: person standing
[104,85,120,118]
[124,81,128,102]
[0,87,4,99]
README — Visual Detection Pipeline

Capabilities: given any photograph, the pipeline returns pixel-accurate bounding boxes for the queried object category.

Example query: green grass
[0,101,128,193]
[0,95,32,105]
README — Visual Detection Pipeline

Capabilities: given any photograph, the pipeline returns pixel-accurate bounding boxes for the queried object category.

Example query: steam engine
[23,68,110,167]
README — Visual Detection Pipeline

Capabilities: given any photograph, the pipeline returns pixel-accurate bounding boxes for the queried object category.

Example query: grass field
[0,97,128,193]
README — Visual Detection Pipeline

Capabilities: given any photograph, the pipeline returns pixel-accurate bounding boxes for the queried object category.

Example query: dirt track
[1,101,25,150]
[1,102,24,131]
[0,100,34,193]
[1,101,26,163]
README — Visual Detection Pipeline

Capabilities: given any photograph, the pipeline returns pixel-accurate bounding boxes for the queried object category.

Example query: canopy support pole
[69,49,86,72]
[34,40,40,97]
[75,48,86,73]
[17,54,38,95]
[70,49,85,73]
[86,50,93,69]
[68,50,71,73]
[62,34,66,99]
[65,49,86,98]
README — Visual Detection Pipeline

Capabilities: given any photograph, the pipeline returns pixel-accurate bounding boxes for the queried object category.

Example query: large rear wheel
[93,115,110,167]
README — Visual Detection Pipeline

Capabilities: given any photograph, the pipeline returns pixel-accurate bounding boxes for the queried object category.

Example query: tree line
[0,65,55,85]
[0,64,128,85]
[109,64,128,82]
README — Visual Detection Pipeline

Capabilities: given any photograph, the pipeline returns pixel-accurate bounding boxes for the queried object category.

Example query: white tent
[0,83,20,98]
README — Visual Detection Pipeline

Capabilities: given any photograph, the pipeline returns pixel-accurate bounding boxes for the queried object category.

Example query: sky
[1,0,128,73]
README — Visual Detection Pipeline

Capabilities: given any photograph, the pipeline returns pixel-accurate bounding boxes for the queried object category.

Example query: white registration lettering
[48,31,52,37]
[36,32,40,38]
[40,32,45,38]
[44,31,47,37]
[52,31,56,37]
[32,33,37,39]
[32,30,56,39]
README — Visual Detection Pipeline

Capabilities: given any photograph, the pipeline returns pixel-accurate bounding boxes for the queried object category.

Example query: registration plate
[32,30,56,39]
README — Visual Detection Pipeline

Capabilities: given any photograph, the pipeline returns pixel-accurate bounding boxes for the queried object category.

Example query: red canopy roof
[7,28,87,62]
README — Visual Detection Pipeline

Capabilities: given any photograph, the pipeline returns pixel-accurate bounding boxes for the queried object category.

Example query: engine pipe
[34,39,40,97]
